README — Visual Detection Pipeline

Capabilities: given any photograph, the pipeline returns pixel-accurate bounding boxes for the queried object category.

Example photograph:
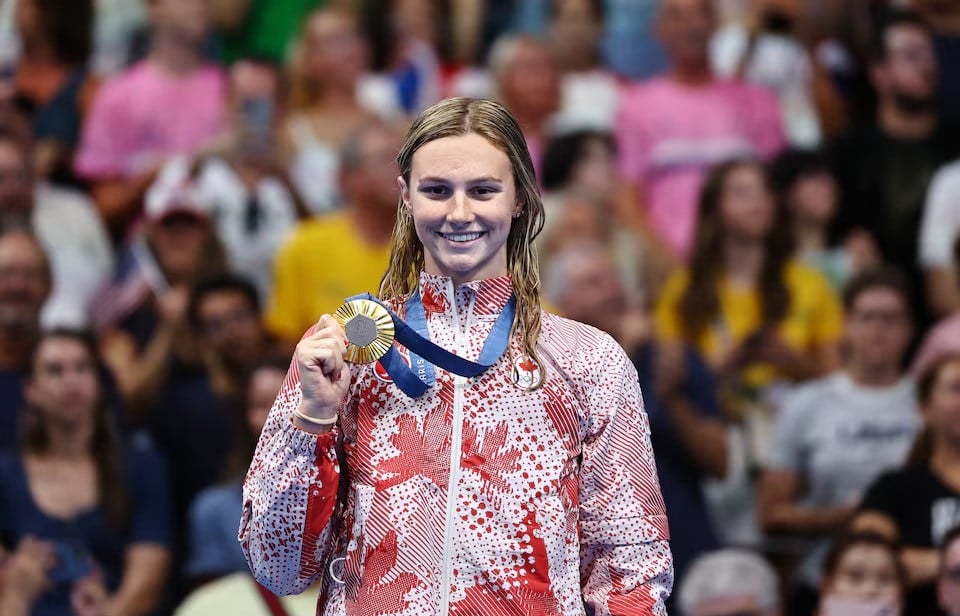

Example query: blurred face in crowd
[845,287,912,373]
[0,232,48,333]
[568,137,617,205]
[302,9,367,89]
[0,138,33,227]
[554,244,631,337]
[196,289,263,369]
[925,360,960,450]
[342,124,403,215]
[657,0,716,68]
[150,0,210,46]
[549,0,603,69]
[787,170,838,227]
[874,24,938,110]
[939,536,960,616]
[821,544,901,613]
[246,365,285,438]
[719,164,776,243]
[147,211,210,283]
[401,132,520,285]
[26,336,100,429]
[499,39,561,122]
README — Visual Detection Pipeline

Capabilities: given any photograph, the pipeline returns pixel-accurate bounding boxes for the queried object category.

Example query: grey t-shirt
[766,372,921,583]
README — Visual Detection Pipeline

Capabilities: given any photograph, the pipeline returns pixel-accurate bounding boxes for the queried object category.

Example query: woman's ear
[397,176,411,212]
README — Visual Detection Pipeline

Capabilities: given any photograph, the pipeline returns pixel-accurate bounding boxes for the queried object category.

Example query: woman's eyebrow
[417,176,504,184]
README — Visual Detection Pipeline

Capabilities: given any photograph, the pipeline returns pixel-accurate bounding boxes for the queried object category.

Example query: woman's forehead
[411,133,512,179]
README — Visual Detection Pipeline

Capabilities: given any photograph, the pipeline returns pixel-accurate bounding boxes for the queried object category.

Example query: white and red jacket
[240,273,672,615]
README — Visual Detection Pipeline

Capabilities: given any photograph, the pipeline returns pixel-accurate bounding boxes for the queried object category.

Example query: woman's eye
[472,186,498,198]
[421,186,449,198]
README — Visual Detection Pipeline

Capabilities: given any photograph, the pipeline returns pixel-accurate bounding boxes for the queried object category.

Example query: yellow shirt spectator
[266,212,392,341]
[654,260,843,389]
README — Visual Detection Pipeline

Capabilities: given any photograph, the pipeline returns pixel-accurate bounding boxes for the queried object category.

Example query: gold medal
[333,299,395,364]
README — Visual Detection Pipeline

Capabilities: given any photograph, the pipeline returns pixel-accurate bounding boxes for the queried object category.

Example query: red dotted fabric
[239,273,673,615]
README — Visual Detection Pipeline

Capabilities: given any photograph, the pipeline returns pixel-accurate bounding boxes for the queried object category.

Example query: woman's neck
[794,218,827,254]
[313,83,359,111]
[845,362,902,388]
[723,236,765,285]
[41,421,94,461]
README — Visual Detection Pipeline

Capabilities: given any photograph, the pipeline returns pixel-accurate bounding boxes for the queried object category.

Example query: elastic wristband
[293,408,339,426]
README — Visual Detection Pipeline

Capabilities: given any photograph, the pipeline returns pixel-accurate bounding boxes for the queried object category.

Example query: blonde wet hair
[379,97,546,388]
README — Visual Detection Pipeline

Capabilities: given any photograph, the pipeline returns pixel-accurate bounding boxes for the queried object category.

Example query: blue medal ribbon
[348,290,516,398]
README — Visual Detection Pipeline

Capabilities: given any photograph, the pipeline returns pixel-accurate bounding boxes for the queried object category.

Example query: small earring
[513,211,522,219]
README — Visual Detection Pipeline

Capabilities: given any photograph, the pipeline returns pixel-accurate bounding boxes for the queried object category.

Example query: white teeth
[442,232,482,242]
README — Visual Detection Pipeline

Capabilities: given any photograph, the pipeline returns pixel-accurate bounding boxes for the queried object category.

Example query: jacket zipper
[438,287,475,614]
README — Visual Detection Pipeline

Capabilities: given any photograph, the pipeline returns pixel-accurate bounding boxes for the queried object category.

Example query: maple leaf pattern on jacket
[240,273,673,615]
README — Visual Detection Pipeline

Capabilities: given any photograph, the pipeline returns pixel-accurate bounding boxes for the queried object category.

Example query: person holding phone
[0,329,173,615]
[240,97,672,614]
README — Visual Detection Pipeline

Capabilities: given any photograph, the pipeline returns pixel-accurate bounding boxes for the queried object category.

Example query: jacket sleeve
[579,340,673,615]
[238,337,343,595]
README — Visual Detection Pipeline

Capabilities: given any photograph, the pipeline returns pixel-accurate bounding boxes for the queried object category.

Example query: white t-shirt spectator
[147,156,297,300]
[919,159,960,268]
[34,184,115,328]
[767,372,921,584]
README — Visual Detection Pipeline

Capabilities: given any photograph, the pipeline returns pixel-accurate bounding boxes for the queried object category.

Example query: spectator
[939,525,960,616]
[95,184,226,417]
[488,35,561,178]
[818,533,905,616]
[539,130,665,300]
[710,0,846,147]
[358,0,443,116]
[919,159,960,318]
[760,268,920,610]
[146,274,271,559]
[770,148,878,292]
[11,0,98,184]
[0,127,113,328]
[183,358,285,586]
[677,549,781,616]
[74,0,227,236]
[0,228,50,451]
[266,120,401,343]
[654,158,841,402]
[545,240,726,606]
[914,236,960,377]
[283,6,398,214]
[0,329,173,615]
[830,10,960,327]
[855,353,960,615]
[546,0,621,133]
[616,0,785,261]
[216,0,320,65]
[147,58,301,300]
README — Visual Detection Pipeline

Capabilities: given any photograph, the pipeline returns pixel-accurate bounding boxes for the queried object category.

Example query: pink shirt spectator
[75,61,227,179]
[912,314,960,377]
[616,77,785,259]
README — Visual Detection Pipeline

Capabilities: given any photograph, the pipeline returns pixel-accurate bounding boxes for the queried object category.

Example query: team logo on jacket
[374,345,410,383]
[512,356,541,390]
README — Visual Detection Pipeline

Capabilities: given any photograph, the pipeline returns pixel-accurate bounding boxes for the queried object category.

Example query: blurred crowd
[0,0,959,614]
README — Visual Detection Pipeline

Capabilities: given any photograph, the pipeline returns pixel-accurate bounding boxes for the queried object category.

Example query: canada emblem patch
[512,356,541,390]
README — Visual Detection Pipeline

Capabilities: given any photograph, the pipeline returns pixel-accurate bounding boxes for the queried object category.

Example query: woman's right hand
[296,314,351,421]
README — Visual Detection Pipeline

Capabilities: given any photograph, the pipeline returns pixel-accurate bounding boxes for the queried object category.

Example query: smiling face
[399,132,520,285]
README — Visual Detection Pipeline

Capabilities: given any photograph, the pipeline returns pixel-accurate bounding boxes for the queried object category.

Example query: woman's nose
[447,190,473,223]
